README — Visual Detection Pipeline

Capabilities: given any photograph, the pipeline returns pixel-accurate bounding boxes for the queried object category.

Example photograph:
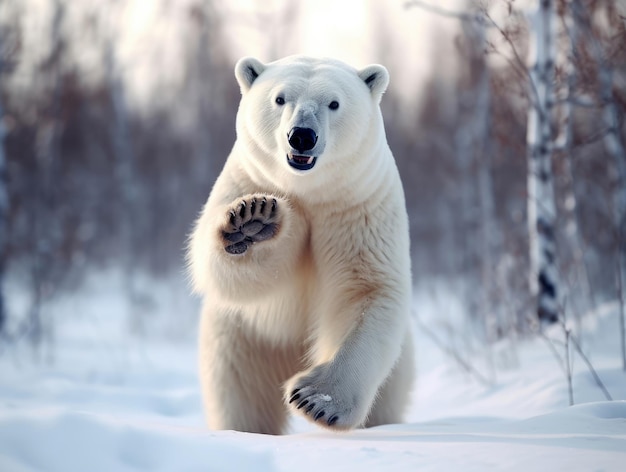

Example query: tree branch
[414,315,493,387]
[568,328,614,401]
[404,0,484,23]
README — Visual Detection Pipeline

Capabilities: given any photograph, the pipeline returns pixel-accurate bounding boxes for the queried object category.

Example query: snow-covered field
[1,272,625,471]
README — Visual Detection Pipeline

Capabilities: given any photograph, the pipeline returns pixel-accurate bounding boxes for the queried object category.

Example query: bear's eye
[275,96,285,106]
[329,100,339,110]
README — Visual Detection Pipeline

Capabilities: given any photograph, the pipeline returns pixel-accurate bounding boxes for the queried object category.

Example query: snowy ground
[1,272,625,471]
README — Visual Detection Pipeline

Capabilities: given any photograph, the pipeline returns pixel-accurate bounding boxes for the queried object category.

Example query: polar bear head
[233,56,390,194]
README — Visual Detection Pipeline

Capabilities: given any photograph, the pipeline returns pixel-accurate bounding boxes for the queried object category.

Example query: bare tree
[569,0,626,370]
[26,0,65,358]
[405,0,524,336]
[0,0,21,343]
[0,52,7,338]
[102,35,146,331]
[553,2,595,325]
[464,18,503,341]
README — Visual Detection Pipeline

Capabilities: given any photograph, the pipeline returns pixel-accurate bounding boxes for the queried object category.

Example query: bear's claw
[286,365,358,430]
[222,196,279,254]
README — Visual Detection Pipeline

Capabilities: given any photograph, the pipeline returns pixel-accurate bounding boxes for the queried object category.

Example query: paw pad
[222,197,279,254]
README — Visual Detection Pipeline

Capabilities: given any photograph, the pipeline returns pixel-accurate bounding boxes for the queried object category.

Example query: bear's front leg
[284,294,411,430]
[189,192,308,302]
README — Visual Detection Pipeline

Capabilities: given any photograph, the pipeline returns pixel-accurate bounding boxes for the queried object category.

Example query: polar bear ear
[358,65,389,102]
[235,57,266,93]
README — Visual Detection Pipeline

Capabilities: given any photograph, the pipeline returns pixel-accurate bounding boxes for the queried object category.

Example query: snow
[1,273,625,471]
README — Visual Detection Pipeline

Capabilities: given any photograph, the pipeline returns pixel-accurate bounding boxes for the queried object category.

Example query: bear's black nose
[288,127,317,152]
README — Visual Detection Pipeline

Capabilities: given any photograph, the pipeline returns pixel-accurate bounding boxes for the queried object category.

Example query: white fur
[188,56,414,434]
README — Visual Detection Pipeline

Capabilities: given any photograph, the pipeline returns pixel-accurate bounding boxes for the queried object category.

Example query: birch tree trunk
[526,0,560,324]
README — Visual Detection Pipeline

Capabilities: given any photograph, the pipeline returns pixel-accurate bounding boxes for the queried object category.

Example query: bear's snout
[288,127,318,153]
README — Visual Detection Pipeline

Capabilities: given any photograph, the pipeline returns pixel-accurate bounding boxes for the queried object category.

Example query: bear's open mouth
[287,154,317,171]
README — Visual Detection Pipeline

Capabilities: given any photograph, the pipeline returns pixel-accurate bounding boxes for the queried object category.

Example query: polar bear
[188,55,414,435]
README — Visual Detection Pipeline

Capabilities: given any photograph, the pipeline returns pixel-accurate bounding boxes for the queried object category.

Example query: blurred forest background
[0,0,624,358]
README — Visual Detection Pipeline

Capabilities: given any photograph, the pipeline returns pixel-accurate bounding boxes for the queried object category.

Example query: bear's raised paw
[222,196,279,255]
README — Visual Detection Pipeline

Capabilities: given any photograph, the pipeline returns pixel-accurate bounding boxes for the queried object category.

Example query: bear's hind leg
[199,308,302,435]
[365,332,415,428]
